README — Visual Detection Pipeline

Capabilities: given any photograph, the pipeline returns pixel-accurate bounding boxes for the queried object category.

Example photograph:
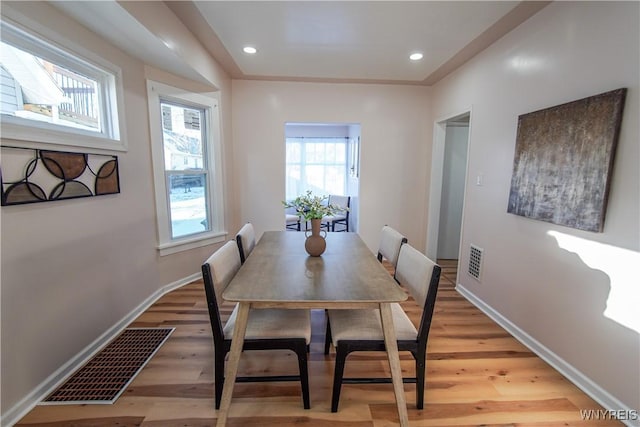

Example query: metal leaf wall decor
[1,146,120,206]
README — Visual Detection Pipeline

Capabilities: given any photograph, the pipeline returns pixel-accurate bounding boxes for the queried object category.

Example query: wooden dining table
[217,231,409,426]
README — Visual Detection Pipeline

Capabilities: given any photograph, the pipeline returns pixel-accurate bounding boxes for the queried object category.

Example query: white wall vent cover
[468,244,483,281]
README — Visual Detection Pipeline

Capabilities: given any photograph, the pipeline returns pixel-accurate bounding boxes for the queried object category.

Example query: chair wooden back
[377,225,407,267]
[202,240,242,344]
[235,222,256,264]
[394,244,441,345]
[328,195,350,220]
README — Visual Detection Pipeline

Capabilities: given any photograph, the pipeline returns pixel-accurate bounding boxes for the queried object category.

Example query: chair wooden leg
[214,349,226,409]
[331,344,348,412]
[294,341,311,409]
[415,351,425,409]
[324,320,332,355]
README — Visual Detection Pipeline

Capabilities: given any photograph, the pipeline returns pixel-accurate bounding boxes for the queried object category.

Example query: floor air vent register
[41,327,174,405]
[468,244,483,281]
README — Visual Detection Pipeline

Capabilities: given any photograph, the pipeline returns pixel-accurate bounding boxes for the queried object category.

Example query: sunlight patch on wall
[548,230,639,334]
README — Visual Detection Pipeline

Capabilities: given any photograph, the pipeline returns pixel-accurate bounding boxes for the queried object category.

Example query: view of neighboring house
[1,42,99,131]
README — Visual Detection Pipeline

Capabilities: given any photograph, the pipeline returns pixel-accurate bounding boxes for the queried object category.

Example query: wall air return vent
[468,244,483,281]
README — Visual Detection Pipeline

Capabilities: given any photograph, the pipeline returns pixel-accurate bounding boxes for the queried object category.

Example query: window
[147,81,225,255]
[0,18,125,150]
[286,137,347,200]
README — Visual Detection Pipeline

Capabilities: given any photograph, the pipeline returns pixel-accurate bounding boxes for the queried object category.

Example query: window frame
[0,16,127,152]
[161,99,210,240]
[285,136,348,200]
[147,80,226,256]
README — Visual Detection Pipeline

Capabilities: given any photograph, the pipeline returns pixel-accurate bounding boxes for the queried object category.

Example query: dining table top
[222,231,408,306]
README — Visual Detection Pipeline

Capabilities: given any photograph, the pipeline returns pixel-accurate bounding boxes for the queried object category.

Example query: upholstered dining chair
[285,206,302,231]
[324,243,441,412]
[235,222,256,264]
[202,241,312,410]
[377,225,408,278]
[322,195,350,232]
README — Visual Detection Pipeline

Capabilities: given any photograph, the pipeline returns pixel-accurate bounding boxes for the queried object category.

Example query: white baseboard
[456,283,640,427]
[1,273,201,427]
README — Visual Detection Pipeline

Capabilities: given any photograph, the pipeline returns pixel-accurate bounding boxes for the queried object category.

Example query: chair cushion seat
[286,214,300,222]
[224,304,312,344]
[327,303,417,345]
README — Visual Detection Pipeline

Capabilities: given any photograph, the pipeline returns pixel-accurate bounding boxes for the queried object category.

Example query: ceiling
[52,1,549,86]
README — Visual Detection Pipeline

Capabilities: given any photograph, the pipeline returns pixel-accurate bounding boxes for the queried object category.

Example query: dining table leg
[216,302,250,427]
[379,302,409,427]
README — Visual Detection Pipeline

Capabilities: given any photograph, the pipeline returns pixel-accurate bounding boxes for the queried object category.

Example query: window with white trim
[0,18,126,151]
[147,81,226,255]
[285,137,348,201]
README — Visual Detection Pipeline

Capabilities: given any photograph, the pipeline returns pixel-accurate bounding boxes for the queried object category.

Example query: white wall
[0,2,233,422]
[431,1,639,413]
[232,80,431,252]
[285,123,351,137]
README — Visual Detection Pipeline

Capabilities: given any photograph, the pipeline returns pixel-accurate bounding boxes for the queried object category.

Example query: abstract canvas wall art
[1,146,120,206]
[507,88,626,232]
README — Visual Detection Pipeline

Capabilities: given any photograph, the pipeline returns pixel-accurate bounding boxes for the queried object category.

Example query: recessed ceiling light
[243,46,257,54]
[409,52,423,61]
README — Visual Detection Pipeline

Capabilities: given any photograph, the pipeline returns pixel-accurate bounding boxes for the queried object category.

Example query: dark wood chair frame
[202,263,311,410]
[323,195,351,232]
[323,262,441,412]
[286,219,301,231]
[235,234,248,264]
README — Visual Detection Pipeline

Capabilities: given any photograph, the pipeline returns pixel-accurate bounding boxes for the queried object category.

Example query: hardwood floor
[16,259,621,426]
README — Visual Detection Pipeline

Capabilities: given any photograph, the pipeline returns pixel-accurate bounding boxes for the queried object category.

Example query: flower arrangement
[282,190,346,221]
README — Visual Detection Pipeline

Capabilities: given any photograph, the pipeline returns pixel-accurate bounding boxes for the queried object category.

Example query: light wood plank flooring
[16,259,621,426]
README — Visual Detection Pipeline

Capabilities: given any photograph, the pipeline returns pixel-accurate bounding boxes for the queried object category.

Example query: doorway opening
[285,122,360,232]
[426,112,471,268]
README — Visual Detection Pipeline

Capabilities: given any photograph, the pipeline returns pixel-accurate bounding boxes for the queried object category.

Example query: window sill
[158,231,227,257]
[0,121,127,153]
